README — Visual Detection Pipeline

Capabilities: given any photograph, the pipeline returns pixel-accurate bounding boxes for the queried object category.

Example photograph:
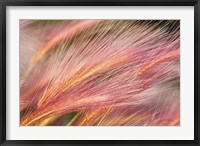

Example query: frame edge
[0,0,199,146]
[0,0,6,146]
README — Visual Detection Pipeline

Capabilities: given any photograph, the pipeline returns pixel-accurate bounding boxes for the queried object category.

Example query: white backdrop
[6,6,194,140]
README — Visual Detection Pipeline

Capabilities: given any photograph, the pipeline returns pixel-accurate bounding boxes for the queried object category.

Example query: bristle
[20,20,180,126]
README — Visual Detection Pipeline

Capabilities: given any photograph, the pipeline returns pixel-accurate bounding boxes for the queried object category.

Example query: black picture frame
[0,0,199,146]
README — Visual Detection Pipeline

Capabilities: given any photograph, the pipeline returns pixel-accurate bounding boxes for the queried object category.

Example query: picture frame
[0,0,199,145]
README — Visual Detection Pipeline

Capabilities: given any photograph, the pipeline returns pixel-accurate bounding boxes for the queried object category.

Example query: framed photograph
[0,0,199,145]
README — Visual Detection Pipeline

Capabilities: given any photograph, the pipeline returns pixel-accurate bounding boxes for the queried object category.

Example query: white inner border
[6,6,194,140]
